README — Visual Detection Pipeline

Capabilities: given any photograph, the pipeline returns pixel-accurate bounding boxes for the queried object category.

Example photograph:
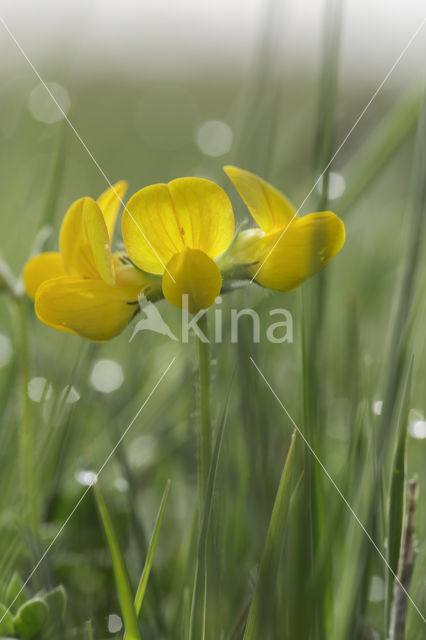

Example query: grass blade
[385,359,413,634]
[84,619,93,640]
[134,479,171,617]
[94,483,141,640]
[379,93,426,458]
[40,125,67,232]
[338,89,423,217]
[189,382,232,640]
[243,430,296,640]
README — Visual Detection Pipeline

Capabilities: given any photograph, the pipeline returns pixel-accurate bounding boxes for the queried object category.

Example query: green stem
[196,312,212,500]
[15,298,39,542]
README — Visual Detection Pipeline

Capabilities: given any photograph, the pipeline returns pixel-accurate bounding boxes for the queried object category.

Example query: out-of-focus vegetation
[0,4,425,638]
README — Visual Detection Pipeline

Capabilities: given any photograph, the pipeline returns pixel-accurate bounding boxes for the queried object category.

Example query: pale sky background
[0,0,425,88]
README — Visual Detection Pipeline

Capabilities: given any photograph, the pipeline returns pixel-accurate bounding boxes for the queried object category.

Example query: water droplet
[114,477,129,492]
[90,359,124,393]
[372,400,383,416]
[316,171,346,200]
[28,377,53,403]
[28,82,71,124]
[59,385,80,405]
[108,614,123,633]
[128,435,157,469]
[368,575,385,603]
[75,470,98,486]
[409,419,426,439]
[196,120,233,157]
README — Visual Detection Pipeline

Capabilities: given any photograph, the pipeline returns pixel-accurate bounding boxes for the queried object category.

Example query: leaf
[337,89,423,217]
[385,359,413,634]
[243,431,296,639]
[0,603,15,636]
[94,484,141,640]
[44,585,67,621]
[189,386,232,640]
[134,480,171,617]
[13,598,48,639]
[84,619,94,640]
[5,574,27,614]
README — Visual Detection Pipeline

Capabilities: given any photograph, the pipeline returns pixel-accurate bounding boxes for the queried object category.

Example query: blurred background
[0,1,425,639]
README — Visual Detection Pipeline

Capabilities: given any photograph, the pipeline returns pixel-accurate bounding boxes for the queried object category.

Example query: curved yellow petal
[253,211,345,291]
[224,165,296,233]
[122,183,183,274]
[23,252,67,300]
[122,178,234,275]
[35,268,149,341]
[97,180,128,240]
[168,177,235,257]
[60,197,115,285]
[162,248,222,313]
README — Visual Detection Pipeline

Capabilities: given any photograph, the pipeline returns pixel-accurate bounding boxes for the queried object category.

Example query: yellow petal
[96,180,128,240]
[253,211,345,291]
[23,252,67,300]
[224,165,296,233]
[35,268,149,341]
[122,178,234,274]
[162,248,222,313]
[59,197,115,285]
[168,177,235,256]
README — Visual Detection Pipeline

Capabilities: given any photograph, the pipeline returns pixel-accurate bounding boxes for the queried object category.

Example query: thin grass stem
[196,312,212,500]
[14,298,39,546]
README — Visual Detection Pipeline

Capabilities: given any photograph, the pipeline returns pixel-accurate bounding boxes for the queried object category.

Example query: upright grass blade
[94,484,141,640]
[197,312,212,500]
[189,382,232,640]
[296,6,343,638]
[337,89,423,217]
[134,479,171,618]
[313,0,343,187]
[243,430,296,640]
[379,92,426,457]
[39,125,67,233]
[230,0,284,177]
[84,619,93,640]
[14,296,40,560]
[385,359,413,635]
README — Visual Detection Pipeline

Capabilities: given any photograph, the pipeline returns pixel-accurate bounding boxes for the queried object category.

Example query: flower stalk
[15,297,39,543]
[196,312,212,500]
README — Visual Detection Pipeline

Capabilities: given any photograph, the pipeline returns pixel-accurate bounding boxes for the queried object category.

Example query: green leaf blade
[0,603,15,637]
[134,479,171,618]
[189,385,232,640]
[243,430,296,640]
[13,598,48,639]
[94,484,141,640]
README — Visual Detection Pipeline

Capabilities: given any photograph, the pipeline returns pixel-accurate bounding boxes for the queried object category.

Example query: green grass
[0,10,426,639]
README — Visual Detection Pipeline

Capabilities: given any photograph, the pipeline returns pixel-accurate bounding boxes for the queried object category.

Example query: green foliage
[0,576,66,640]
[243,431,296,639]
[134,481,171,618]
[0,603,15,637]
[13,599,48,639]
[0,10,425,639]
[94,485,142,640]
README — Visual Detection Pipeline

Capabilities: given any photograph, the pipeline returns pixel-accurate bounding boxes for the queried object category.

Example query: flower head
[121,177,235,313]
[223,166,345,291]
[23,182,154,341]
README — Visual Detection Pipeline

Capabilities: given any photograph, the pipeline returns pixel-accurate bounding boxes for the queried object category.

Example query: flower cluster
[24,166,345,341]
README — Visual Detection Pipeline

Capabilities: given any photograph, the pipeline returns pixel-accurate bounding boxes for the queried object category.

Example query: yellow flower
[122,177,235,313]
[23,182,154,341]
[223,166,345,291]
